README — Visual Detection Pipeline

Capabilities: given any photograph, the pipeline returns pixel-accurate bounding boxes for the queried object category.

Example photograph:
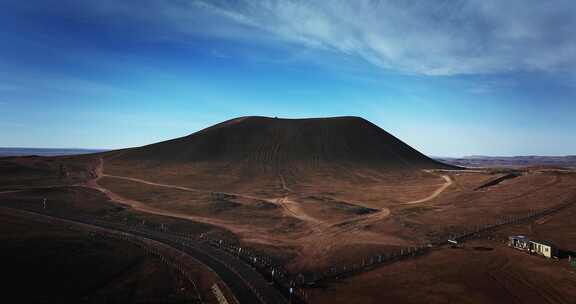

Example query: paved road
[126,226,288,304]
[0,206,287,304]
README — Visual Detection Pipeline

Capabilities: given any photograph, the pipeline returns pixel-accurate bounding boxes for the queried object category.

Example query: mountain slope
[110,116,455,171]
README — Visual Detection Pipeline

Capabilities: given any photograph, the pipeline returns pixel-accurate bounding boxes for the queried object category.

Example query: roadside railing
[2,196,574,302]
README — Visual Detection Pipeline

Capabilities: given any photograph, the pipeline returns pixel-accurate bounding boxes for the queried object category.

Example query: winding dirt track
[277,197,320,225]
[85,158,456,264]
[99,166,450,231]
[84,159,288,247]
[279,170,450,239]
[405,171,452,204]
[101,173,272,203]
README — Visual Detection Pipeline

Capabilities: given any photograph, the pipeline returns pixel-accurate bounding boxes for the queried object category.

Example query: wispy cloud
[7,0,576,78]
[182,0,576,76]
[69,0,576,76]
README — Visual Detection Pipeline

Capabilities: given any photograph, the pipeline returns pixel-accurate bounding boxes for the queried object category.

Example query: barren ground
[308,202,576,304]
[1,152,575,303]
[0,208,210,303]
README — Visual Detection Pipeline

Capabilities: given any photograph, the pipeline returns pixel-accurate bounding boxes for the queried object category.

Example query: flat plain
[1,116,575,303]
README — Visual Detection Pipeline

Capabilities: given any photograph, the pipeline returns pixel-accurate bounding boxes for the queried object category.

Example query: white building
[508,236,558,258]
[529,240,558,258]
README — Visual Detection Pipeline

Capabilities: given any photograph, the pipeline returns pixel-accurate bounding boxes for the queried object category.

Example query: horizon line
[1,146,574,158]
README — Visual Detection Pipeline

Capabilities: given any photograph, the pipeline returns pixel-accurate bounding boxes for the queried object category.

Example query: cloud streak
[181,0,576,76]
[7,0,576,77]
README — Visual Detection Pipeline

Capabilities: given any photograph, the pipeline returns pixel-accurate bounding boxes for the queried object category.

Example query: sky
[1,0,575,157]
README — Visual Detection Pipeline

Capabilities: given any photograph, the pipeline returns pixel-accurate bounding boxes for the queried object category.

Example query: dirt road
[405,171,452,204]
[88,158,457,270]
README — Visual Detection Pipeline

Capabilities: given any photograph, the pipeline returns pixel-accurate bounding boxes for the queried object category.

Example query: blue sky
[1,0,575,157]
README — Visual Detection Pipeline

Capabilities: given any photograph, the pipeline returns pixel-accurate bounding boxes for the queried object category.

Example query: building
[508,235,530,251]
[529,240,558,258]
[508,236,558,258]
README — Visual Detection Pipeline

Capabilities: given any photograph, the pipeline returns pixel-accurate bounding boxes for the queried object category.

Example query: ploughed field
[1,116,575,303]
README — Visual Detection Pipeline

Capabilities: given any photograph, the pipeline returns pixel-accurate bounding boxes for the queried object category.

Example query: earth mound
[109,116,455,171]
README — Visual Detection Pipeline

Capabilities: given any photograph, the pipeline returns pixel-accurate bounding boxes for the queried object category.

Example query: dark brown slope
[109,116,456,171]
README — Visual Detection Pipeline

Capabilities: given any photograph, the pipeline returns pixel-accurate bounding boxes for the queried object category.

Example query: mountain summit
[112,116,455,171]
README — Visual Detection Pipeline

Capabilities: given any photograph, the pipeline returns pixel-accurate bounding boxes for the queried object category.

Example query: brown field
[0,208,217,303]
[309,203,576,304]
[1,117,575,303]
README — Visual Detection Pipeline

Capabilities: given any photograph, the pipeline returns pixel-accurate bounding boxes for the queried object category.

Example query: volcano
[109,116,455,171]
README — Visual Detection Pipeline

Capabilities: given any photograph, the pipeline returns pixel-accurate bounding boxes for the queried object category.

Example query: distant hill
[108,116,456,171]
[0,148,108,157]
[436,155,576,168]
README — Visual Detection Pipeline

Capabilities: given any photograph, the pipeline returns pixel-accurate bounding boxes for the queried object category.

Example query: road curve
[0,205,287,304]
[405,171,452,204]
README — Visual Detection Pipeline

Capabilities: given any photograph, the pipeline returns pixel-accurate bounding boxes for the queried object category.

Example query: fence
[440,200,575,245]
[289,198,576,286]
[294,246,430,285]
[0,205,206,303]
[3,196,574,302]
[0,203,279,303]
[90,230,205,303]
[201,236,309,303]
